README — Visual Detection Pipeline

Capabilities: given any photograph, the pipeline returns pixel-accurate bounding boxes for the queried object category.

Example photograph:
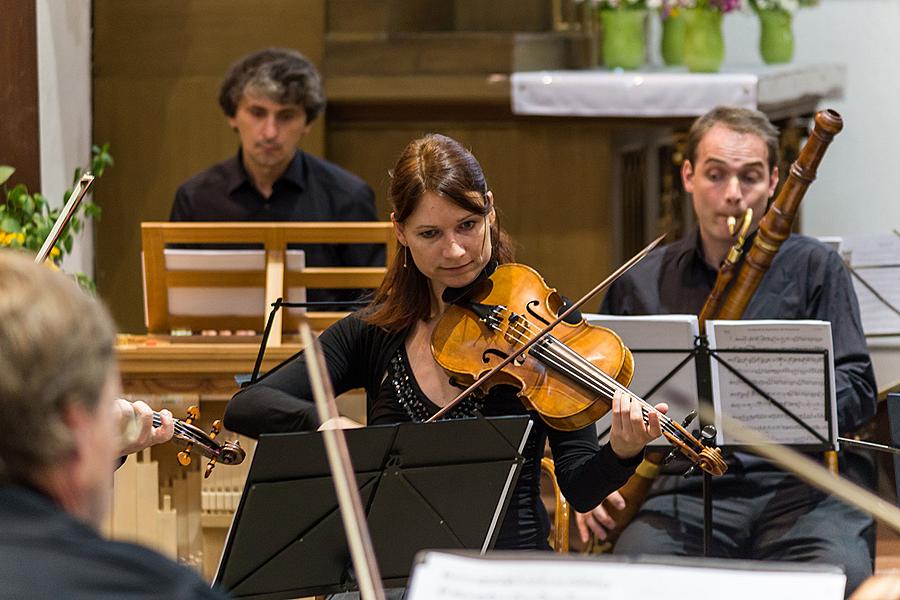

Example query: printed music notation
[707,320,838,448]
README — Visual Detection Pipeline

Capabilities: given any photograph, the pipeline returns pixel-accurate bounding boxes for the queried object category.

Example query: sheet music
[406,551,845,600]
[161,249,306,317]
[850,265,900,336]
[707,320,838,449]
[584,314,699,448]
[839,232,900,268]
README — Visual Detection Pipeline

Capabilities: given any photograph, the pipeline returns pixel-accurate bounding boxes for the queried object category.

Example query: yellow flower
[50,246,61,258]
[0,232,25,246]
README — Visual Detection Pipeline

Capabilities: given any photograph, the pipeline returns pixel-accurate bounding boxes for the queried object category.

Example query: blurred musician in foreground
[580,106,877,597]
[225,134,665,554]
[0,251,226,599]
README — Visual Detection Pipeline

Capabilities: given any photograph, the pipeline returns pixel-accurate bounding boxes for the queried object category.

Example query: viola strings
[484,309,689,445]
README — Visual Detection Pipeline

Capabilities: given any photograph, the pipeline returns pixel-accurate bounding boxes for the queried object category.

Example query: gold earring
[403,246,409,268]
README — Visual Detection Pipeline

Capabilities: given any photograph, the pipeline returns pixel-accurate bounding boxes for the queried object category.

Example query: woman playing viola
[223,133,666,550]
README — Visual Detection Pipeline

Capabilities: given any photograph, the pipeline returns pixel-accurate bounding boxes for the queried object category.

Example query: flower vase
[599,9,647,71]
[757,9,794,64]
[682,8,724,73]
[660,11,686,67]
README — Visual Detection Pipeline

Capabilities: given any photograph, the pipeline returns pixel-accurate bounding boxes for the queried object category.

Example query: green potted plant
[750,0,818,64]
[659,1,688,66]
[0,144,112,291]
[593,0,660,70]
[681,0,742,73]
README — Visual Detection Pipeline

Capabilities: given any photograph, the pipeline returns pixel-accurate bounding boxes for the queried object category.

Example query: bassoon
[590,109,844,550]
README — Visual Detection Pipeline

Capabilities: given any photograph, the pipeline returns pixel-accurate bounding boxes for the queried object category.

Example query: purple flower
[709,0,742,11]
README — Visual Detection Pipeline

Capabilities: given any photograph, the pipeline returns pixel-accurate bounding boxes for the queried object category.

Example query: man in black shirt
[0,251,226,599]
[578,107,877,597]
[170,48,382,306]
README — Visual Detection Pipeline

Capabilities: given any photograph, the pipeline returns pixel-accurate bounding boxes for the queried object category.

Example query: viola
[430,262,727,477]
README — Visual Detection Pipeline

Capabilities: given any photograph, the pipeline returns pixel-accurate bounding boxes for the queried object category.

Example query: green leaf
[1,216,21,233]
[8,184,27,207]
[72,272,97,295]
[91,144,114,177]
[63,235,73,253]
[32,193,47,213]
[84,203,102,219]
[21,194,34,215]
[0,166,14,186]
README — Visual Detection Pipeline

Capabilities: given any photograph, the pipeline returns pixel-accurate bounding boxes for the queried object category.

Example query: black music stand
[213,415,532,599]
[590,317,837,556]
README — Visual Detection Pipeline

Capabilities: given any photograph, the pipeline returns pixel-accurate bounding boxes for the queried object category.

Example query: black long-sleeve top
[224,313,642,550]
[601,229,877,439]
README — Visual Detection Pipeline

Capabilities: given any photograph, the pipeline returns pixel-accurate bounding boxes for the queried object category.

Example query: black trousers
[613,469,875,598]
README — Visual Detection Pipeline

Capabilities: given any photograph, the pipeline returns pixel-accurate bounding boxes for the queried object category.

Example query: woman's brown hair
[364,134,513,332]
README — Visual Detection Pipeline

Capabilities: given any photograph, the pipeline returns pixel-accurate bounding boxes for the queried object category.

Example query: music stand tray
[213,415,532,599]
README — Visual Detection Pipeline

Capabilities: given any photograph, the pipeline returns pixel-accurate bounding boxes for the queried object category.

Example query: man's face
[683,124,779,250]
[229,90,312,173]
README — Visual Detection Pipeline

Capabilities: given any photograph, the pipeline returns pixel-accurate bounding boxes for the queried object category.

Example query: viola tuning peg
[177,446,193,467]
[204,458,217,479]
[662,447,681,465]
[680,410,697,428]
[185,405,199,424]
[700,425,717,447]
[210,420,222,439]
[682,464,697,479]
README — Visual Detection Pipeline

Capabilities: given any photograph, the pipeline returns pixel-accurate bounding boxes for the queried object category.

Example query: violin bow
[34,173,95,265]
[429,233,666,422]
[300,321,386,600]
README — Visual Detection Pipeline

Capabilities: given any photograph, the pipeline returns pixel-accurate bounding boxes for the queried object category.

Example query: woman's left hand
[608,388,667,460]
